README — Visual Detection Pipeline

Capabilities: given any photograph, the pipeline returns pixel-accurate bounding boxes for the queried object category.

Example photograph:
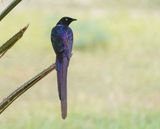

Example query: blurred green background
[0,0,160,128]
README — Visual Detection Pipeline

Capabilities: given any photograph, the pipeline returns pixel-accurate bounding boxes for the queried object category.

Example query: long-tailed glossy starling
[51,17,76,119]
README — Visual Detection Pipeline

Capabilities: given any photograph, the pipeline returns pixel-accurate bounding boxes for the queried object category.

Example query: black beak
[72,18,77,21]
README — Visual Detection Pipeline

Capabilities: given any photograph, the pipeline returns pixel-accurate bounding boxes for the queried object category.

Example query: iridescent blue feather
[51,24,73,119]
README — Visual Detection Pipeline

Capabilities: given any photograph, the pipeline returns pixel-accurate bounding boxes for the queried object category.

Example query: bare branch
[0,63,56,115]
[0,24,29,58]
[0,0,22,21]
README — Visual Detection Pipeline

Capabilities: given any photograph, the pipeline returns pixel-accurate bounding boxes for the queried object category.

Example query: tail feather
[56,56,68,119]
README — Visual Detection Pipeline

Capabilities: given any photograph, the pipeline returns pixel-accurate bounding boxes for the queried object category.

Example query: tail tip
[62,114,67,119]
[61,101,67,120]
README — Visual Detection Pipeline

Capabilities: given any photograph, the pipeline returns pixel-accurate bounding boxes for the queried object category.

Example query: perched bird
[51,17,76,119]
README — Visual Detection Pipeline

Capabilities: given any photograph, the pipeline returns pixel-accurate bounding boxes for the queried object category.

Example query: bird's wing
[66,28,73,58]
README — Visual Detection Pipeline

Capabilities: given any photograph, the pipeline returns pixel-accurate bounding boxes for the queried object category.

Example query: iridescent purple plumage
[51,17,76,119]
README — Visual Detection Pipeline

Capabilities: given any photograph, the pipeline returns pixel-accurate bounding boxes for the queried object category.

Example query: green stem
[0,63,56,115]
[0,0,22,21]
[0,24,29,58]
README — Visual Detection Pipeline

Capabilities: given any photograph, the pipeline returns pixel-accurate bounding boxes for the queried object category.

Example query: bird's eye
[65,18,68,21]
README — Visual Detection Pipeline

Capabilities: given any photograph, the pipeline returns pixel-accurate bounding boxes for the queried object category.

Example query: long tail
[56,56,69,119]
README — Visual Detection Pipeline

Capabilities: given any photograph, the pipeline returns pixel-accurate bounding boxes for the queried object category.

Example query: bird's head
[57,17,77,26]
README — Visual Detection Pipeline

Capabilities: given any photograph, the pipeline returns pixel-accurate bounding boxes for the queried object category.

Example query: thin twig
[0,24,29,59]
[0,63,56,115]
[0,0,22,21]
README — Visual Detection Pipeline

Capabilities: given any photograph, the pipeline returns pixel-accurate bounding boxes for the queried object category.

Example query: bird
[51,17,76,119]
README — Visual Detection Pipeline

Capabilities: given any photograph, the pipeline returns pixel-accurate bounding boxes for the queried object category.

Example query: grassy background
[0,0,160,128]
